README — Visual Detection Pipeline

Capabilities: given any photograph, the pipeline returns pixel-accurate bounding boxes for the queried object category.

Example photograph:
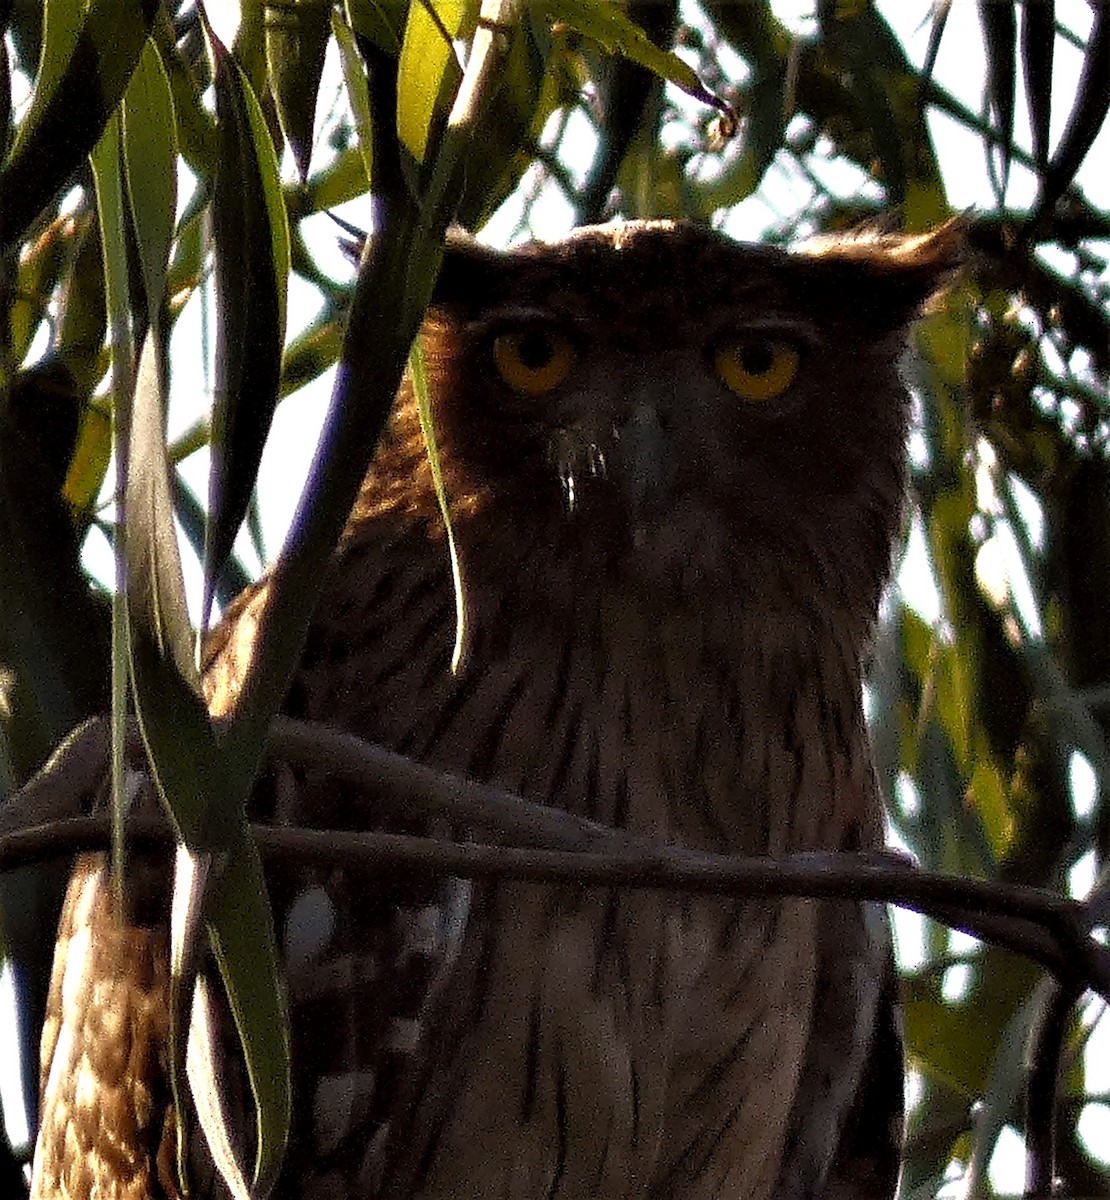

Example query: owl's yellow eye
[493,329,575,395]
[714,338,800,402]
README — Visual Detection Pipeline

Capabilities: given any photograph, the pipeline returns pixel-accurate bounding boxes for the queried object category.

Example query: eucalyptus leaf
[266,0,331,178]
[204,23,290,635]
[0,0,158,249]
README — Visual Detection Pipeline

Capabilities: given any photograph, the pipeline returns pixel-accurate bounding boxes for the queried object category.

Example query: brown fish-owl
[30,220,960,1200]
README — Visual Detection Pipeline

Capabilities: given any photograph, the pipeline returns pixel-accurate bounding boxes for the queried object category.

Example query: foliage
[0,0,1109,1196]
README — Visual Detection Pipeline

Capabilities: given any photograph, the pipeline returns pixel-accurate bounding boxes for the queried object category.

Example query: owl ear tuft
[801,217,967,331]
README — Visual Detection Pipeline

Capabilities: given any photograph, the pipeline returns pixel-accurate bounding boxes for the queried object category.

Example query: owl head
[374,220,962,633]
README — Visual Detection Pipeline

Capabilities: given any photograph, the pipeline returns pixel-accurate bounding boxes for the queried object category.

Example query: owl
[30,219,961,1200]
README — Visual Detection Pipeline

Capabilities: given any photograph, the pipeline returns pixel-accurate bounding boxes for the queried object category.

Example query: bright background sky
[4,1,1110,1191]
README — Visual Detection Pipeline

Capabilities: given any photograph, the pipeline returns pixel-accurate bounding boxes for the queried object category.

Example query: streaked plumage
[31,219,961,1200]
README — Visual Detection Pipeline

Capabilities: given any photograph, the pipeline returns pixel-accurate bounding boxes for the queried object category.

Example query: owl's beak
[614,402,676,521]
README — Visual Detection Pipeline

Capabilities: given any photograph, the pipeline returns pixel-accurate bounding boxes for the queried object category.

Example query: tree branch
[3,714,1109,1002]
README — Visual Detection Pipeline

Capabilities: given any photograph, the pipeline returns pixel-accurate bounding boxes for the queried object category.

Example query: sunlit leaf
[540,0,731,120]
[63,404,111,514]
[397,0,468,163]
[333,7,375,183]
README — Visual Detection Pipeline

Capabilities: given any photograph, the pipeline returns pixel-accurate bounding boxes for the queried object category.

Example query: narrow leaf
[204,832,292,1199]
[90,111,136,901]
[343,0,406,55]
[397,0,467,163]
[204,21,290,634]
[920,0,952,88]
[0,0,158,249]
[122,36,178,322]
[173,470,253,611]
[333,7,375,184]
[410,337,466,670]
[1021,0,1054,172]
[541,0,734,121]
[1038,3,1110,219]
[265,0,331,178]
[977,0,1016,202]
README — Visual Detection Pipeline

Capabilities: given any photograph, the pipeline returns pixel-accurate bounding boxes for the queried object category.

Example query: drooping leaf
[1037,3,1110,220]
[203,831,292,1200]
[54,213,109,400]
[121,36,178,323]
[0,0,159,249]
[541,0,733,122]
[153,6,218,178]
[977,0,1016,202]
[919,0,951,89]
[1021,0,1055,173]
[125,330,291,1197]
[204,20,290,635]
[410,337,465,670]
[266,0,331,178]
[333,6,375,183]
[397,0,468,164]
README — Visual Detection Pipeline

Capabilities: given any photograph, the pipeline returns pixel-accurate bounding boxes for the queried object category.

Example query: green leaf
[303,143,374,210]
[124,334,212,810]
[333,7,375,184]
[204,21,290,634]
[266,0,331,178]
[397,0,468,163]
[456,13,547,227]
[344,0,406,58]
[63,403,111,515]
[124,341,290,1195]
[153,6,219,178]
[55,215,109,399]
[204,832,292,1200]
[173,470,253,612]
[122,36,178,321]
[0,0,159,249]
[537,0,730,118]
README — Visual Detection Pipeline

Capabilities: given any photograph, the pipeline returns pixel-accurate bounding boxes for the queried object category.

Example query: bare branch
[5,713,1110,1004]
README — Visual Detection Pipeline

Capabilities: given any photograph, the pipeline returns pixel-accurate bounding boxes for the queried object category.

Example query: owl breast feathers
[31,219,961,1200]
